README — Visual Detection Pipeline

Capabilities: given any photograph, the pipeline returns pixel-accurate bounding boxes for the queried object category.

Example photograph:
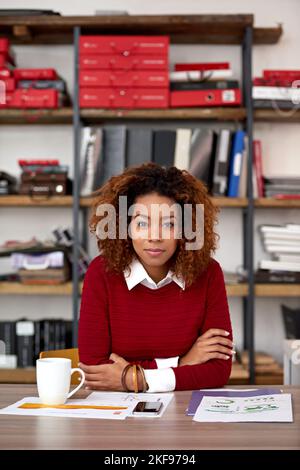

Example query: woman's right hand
[179,328,235,366]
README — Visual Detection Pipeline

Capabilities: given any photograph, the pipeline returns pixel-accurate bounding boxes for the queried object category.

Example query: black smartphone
[132,401,163,416]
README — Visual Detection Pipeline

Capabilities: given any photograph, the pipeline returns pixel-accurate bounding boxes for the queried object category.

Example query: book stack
[79,35,169,108]
[0,37,16,108]
[241,351,283,385]
[257,224,300,282]
[263,176,300,199]
[80,125,248,197]
[253,69,300,109]
[169,62,241,107]
[18,159,70,197]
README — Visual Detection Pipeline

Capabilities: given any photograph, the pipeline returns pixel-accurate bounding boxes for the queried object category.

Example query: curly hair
[89,162,219,288]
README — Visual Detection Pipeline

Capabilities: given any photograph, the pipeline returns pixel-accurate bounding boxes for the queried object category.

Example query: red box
[10,89,58,108]
[80,87,169,108]
[79,36,169,56]
[170,89,241,107]
[13,69,58,80]
[79,54,168,71]
[79,70,169,88]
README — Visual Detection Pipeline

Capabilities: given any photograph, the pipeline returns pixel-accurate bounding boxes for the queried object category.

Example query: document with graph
[193,394,293,422]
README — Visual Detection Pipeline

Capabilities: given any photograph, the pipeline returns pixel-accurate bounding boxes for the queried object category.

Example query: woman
[78,162,234,393]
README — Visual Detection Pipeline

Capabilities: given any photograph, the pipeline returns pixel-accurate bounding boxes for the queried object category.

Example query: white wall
[1,0,300,363]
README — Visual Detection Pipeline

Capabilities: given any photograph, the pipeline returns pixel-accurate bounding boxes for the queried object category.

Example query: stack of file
[170,62,241,107]
[263,176,300,199]
[253,69,300,109]
[258,223,300,276]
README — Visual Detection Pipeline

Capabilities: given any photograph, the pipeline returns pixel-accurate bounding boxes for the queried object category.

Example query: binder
[227,131,246,197]
[170,88,241,107]
[126,128,153,167]
[153,130,176,168]
[212,129,232,196]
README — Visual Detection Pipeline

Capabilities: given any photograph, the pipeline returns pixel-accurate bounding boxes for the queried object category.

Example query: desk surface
[0,384,299,450]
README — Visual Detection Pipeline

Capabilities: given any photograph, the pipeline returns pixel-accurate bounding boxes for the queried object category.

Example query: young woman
[78,162,234,393]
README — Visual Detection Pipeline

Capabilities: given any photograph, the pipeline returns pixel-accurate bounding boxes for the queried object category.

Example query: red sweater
[78,255,233,391]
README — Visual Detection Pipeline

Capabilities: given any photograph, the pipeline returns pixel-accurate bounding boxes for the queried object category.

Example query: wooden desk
[0,384,299,450]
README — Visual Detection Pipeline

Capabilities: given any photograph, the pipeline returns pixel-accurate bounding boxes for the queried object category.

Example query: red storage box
[13,69,58,80]
[79,70,169,88]
[79,36,169,56]
[170,88,242,107]
[79,54,168,71]
[80,87,169,108]
[10,89,59,108]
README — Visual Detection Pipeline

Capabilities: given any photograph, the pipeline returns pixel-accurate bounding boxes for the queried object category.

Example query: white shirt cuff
[144,368,176,393]
[155,356,179,369]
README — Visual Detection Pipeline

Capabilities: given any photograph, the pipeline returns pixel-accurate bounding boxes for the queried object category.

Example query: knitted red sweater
[78,255,233,391]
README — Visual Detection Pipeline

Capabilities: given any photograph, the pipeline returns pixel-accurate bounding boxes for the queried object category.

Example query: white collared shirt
[123,257,184,393]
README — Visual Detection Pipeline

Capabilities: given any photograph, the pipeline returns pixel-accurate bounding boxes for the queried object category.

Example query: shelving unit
[0,14,285,384]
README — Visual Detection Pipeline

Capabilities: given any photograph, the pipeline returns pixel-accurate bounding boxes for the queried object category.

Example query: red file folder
[170,88,241,107]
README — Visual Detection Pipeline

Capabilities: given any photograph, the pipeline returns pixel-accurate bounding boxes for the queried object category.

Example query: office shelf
[0,108,73,125]
[0,195,248,208]
[255,198,300,208]
[0,15,281,45]
[0,282,81,295]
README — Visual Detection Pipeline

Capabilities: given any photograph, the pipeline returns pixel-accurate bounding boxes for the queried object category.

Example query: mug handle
[67,368,85,399]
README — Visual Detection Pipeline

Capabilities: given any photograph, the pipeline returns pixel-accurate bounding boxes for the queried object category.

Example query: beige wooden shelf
[80,108,247,122]
[255,284,300,297]
[0,282,82,295]
[0,195,249,208]
[226,284,248,297]
[255,198,300,208]
[0,108,73,125]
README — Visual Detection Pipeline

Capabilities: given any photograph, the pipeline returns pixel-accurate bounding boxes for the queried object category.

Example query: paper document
[0,392,173,420]
[88,391,174,418]
[193,393,293,422]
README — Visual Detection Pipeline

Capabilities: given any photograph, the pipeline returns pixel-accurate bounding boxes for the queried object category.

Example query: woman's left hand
[78,353,129,391]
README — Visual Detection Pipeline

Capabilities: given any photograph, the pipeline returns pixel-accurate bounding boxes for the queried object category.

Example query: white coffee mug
[36,358,85,405]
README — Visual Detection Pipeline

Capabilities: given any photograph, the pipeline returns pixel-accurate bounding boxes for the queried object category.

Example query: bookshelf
[0,14,284,384]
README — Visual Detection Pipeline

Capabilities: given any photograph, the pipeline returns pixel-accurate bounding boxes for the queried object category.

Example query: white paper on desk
[88,391,174,418]
[0,395,136,420]
[193,393,293,423]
